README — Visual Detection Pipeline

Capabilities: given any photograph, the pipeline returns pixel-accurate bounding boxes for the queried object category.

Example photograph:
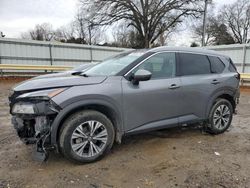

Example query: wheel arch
[50,99,123,150]
[216,94,236,110]
[205,89,236,118]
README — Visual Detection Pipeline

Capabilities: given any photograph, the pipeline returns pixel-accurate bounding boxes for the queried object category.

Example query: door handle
[169,84,180,89]
[211,79,220,85]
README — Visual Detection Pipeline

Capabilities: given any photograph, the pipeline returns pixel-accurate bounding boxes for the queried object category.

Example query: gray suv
[9,47,240,163]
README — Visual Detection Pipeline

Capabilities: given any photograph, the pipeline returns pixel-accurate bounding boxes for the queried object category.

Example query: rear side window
[179,53,211,76]
[208,56,225,73]
[228,59,237,72]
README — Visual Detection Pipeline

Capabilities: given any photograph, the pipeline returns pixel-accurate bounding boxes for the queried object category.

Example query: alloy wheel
[71,120,108,157]
[213,104,231,130]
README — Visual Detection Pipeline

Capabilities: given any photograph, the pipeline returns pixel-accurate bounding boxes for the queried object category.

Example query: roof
[148,46,229,58]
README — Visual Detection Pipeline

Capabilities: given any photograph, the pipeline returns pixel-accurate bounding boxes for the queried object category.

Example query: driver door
[122,52,182,133]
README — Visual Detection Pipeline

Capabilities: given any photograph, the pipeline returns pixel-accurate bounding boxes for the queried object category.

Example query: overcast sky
[0,0,237,45]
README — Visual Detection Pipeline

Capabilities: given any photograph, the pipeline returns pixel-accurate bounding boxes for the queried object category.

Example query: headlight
[17,88,67,99]
[12,103,35,114]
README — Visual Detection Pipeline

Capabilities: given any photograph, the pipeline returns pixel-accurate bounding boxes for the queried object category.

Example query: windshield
[72,64,93,71]
[84,50,146,76]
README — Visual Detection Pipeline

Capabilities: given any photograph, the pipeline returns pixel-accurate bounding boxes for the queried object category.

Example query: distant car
[33,63,95,79]
[9,47,240,163]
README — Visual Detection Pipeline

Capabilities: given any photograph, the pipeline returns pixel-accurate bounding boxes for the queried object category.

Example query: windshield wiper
[80,73,89,77]
[71,71,82,75]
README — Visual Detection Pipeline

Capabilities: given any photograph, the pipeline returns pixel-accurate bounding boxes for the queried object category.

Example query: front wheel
[59,110,115,163]
[206,98,233,134]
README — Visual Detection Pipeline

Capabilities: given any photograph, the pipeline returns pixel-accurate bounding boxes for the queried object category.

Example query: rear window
[179,53,211,76]
[208,56,225,73]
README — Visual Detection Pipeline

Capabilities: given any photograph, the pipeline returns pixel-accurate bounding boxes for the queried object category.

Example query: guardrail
[0,64,72,71]
[1,64,250,81]
[0,64,73,76]
[241,73,250,79]
[241,73,250,86]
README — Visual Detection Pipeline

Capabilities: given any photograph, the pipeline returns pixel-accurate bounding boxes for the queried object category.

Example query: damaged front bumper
[10,100,59,161]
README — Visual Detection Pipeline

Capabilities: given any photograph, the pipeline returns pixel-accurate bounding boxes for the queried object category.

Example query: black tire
[206,98,233,135]
[59,110,115,163]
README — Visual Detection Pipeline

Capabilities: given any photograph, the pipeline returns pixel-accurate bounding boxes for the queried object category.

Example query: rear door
[177,53,223,122]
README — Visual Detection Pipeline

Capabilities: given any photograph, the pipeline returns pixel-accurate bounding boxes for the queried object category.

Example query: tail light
[235,72,240,80]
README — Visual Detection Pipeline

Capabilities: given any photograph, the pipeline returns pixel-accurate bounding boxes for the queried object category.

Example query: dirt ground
[1,79,250,188]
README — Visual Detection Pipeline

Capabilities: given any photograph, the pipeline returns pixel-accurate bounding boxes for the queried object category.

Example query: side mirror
[131,69,152,85]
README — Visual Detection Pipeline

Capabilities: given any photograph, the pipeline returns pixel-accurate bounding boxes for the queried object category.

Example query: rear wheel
[206,98,233,134]
[59,110,115,163]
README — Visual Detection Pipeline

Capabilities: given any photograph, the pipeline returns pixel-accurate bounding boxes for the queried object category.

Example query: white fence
[0,38,129,69]
[0,38,250,74]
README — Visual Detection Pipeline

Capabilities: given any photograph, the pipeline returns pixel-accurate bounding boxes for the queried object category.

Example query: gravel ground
[1,79,250,188]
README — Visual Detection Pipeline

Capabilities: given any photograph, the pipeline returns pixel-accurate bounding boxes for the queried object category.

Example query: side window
[228,59,237,72]
[179,53,211,76]
[133,52,176,79]
[208,56,225,73]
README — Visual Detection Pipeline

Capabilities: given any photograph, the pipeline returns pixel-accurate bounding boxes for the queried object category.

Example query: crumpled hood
[13,76,107,92]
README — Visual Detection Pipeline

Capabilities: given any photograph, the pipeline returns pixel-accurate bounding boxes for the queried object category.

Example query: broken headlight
[12,103,35,114]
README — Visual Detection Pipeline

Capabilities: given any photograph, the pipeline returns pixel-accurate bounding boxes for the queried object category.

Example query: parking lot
[1,79,250,188]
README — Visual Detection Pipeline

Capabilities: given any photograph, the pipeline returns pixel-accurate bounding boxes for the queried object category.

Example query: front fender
[50,98,123,148]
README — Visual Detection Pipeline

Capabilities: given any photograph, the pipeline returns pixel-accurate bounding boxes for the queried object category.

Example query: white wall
[1,38,250,74]
[0,38,129,69]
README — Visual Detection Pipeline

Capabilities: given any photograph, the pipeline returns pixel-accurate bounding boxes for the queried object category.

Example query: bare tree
[21,20,95,44]
[74,11,88,44]
[221,0,250,44]
[111,22,149,48]
[79,0,203,48]
[155,26,177,46]
[193,17,217,46]
[211,22,236,45]
[112,23,131,47]
[55,22,77,42]
[193,16,235,46]
[21,23,55,41]
[75,7,103,45]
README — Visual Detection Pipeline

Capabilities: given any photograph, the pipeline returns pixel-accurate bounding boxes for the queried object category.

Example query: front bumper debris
[10,99,60,161]
[12,115,53,161]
